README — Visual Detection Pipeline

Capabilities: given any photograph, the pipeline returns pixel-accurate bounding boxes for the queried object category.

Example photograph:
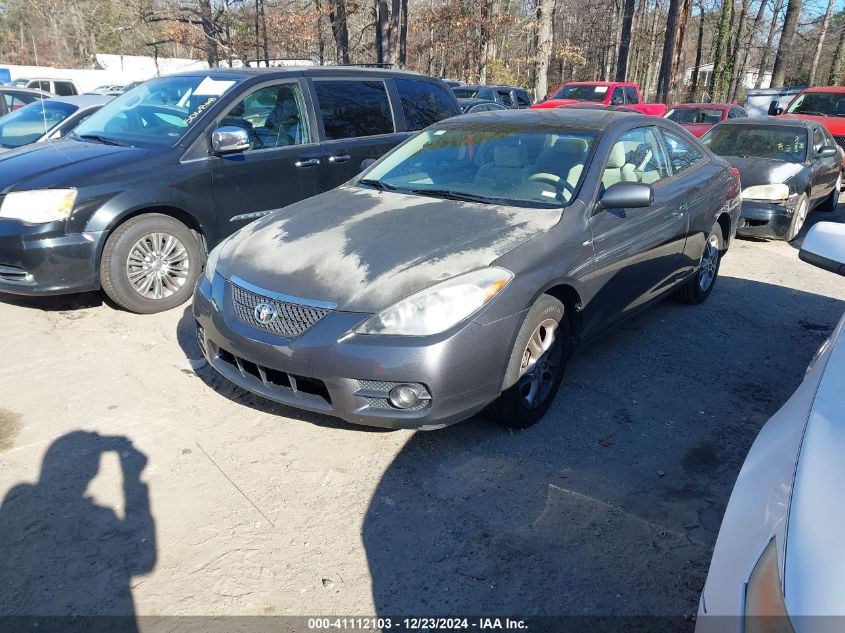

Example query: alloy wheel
[699,233,719,292]
[125,232,191,300]
[517,318,562,409]
[793,197,809,236]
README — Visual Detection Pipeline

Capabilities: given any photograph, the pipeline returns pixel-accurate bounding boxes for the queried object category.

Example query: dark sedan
[452,84,533,108]
[701,118,842,241]
[194,110,740,430]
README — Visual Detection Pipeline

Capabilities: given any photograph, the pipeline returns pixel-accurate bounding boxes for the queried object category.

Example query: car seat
[602,142,638,188]
[475,138,528,190]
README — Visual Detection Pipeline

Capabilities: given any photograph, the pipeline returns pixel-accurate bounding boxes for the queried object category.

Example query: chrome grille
[231,283,330,337]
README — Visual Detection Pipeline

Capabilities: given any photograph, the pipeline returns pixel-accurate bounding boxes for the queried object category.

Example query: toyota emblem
[254,303,277,325]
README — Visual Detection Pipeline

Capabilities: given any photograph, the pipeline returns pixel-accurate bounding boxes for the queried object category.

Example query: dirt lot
[1,212,844,626]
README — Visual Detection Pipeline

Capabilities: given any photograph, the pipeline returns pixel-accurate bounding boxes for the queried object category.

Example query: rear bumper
[0,220,102,295]
[736,201,793,240]
[193,275,522,430]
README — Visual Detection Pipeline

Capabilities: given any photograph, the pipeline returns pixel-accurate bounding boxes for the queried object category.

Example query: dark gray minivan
[0,67,460,313]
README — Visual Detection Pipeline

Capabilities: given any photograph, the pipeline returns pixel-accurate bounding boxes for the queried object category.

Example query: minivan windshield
[701,125,808,162]
[360,123,596,208]
[0,99,76,148]
[73,74,240,148]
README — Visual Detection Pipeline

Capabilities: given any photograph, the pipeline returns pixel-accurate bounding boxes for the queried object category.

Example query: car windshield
[359,124,596,208]
[72,74,240,148]
[549,84,607,102]
[786,92,845,117]
[667,107,724,124]
[453,88,481,99]
[701,125,807,162]
[0,99,76,148]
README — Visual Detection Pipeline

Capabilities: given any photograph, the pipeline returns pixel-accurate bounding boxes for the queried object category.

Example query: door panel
[208,80,323,239]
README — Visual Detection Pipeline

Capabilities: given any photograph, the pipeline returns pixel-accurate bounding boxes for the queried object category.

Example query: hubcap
[126,232,190,300]
[699,234,719,291]
[517,318,562,410]
[794,198,809,236]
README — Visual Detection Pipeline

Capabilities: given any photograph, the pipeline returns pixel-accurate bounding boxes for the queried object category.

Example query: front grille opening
[218,348,237,367]
[231,283,330,338]
[0,264,28,280]
[747,219,769,227]
[263,366,292,389]
[297,376,332,402]
[240,358,261,380]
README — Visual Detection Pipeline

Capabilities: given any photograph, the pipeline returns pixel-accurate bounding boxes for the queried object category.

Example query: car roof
[451,107,644,131]
[714,118,814,129]
[672,103,737,109]
[457,84,522,91]
[801,86,845,94]
[46,94,112,107]
[164,66,447,82]
[0,86,51,96]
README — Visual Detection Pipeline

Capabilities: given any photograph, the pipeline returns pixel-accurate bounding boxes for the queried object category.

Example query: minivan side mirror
[799,222,845,275]
[598,182,654,210]
[768,100,783,116]
[211,126,250,155]
[819,145,838,158]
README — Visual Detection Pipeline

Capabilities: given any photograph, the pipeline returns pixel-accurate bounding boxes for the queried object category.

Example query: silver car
[193,109,741,429]
[697,222,845,632]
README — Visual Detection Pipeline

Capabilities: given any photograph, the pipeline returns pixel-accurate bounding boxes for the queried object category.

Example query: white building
[685,63,772,93]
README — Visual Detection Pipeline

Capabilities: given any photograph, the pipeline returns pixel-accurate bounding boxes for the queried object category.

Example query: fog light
[388,384,430,409]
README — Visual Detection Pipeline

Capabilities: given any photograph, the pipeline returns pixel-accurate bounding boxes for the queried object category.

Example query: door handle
[328,153,351,164]
[295,158,320,168]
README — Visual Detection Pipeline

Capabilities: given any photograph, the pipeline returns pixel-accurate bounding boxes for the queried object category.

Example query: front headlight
[0,189,77,223]
[355,267,513,336]
[742,184,790,203]
[204,240,226,283]
[744,539,795,633]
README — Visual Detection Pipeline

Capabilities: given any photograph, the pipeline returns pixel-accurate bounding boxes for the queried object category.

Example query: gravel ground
[1,210,844,627]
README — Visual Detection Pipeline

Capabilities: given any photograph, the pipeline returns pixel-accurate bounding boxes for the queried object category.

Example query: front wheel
[822,172,841,212]
[100,214,203,314]
[677,221,723,305]
[490,294,568,429]
[786,193,810,241]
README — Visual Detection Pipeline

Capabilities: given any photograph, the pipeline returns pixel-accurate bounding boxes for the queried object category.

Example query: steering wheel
[529,172,576,201]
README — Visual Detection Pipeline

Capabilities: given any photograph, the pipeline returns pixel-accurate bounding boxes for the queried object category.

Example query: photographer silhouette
[0,431,155,631]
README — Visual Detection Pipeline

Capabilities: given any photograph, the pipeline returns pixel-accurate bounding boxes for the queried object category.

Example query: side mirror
[799,222,845,275]
[599,182,654,209]
[819,145,838,158]
[768,100,783,116]
[360,158,376,172]
[211,126,250,155]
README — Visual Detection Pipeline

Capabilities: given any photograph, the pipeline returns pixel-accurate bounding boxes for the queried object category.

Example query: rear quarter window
[54,82,76,96]
[314,80,395,140]
[394,79,459,131]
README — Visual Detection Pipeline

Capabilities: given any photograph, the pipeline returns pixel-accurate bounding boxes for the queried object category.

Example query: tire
[786,193,810,242]
[677,221,723,305]
[489,294,568,429]
[100,213,202,314]
[822,172,842,212]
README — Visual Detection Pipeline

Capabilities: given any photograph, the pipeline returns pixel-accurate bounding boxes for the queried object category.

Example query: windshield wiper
[75,133,126,147]
[409,188,499,204]
[358,178,397,191]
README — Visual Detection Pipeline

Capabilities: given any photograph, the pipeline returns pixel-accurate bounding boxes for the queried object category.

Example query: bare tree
[329,0,350,64]
[771,0,803,86]
[534,0,556,98]
[615,0,636,81]
[808,0,836,84]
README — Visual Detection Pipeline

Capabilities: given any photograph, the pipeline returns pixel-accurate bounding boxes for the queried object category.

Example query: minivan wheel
[677,221,723,305]
[100,214,202,314]
[490,294,568,429]
[823,172,841,211]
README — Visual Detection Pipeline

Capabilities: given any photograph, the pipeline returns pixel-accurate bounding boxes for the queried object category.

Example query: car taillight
[730,167,741,196]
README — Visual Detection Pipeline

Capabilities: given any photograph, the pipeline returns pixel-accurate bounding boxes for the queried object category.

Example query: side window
[661,129,704,175]
[515,91,531,107]
[610,87,624,105]
[394,78,459,131]
[603,126,670,189]
[315,80,394,140]
[32,81,50,92]
[54,82,75,96]
[497,90,513,107]
[220,81,311,151]
[624,87,639,104]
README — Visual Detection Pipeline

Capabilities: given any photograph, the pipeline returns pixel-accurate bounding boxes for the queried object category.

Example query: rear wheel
[100,214,202,314]
[490,295,568,429]
[822,172,841,211]
[786,193,810,241]
[677,221,723,305]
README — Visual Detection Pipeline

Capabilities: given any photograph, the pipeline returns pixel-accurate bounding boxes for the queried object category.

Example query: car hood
[720,155,803,188]
[784,313,845,619]
[218,185,561,313]
[0,138,152,193]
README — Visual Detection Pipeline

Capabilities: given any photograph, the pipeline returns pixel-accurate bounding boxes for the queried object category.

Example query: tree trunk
[316,0,325,64]
[375,0,386,65]
[726,0,752,101]
[829,23,845,85]
[656,0,682,103]
[756,0,785,88]
[329,0,350,64]
[709,0,732,100]
[771,0,803,87]
[809,0,836,85]
[688,0,705,100]
[479,0,492,83]
[615,0,636,80]
[533,0,555,99]
[399,0,408,66]
[669,0,692,104]
[732,0,766,99]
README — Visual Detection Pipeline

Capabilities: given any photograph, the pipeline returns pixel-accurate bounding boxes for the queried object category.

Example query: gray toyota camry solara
[193,109,741,430]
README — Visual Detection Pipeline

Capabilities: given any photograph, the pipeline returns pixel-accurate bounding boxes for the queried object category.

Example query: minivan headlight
[741,184,790,203]
[355,267,513,336]
[0,189,77,223]
[744,539,795,633]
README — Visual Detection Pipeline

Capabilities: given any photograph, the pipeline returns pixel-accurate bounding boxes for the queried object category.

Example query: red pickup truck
[531,81,667,116]
[769,86,845,147]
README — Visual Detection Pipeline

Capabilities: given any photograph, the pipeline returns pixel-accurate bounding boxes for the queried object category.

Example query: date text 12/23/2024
[307,618,528,630]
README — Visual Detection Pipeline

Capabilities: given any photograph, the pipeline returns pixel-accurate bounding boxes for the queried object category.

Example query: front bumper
[193,275,523,430]
[736,200,794,240]
[0,219,102,295]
